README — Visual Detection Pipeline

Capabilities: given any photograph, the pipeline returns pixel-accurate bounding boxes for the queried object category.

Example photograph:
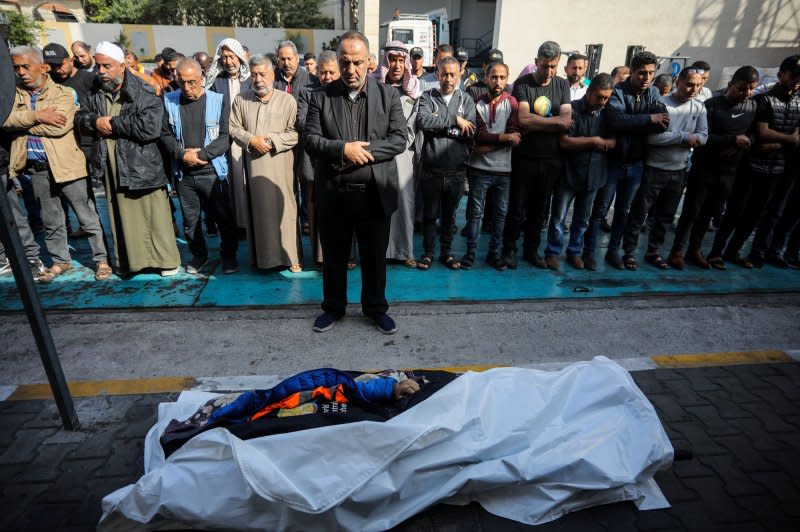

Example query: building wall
[19,0,86,22]
[39,22,341,60]
[494,0,800,89]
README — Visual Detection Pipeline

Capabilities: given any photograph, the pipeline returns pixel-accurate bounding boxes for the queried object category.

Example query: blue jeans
[546,183,597,257]
[584,161,643,255]
[465,171,510,256]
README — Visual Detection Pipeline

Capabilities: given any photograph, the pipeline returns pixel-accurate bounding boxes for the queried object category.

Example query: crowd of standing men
[1,31,798,334]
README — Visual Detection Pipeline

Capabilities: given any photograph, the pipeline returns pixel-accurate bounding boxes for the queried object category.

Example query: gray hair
[176,57,202,75]
[537,41,561,60]
[10,45,43,64]
[318,50,337,66]
[276,40,298,56]
[249,53,274,70]
[437,55,460,71]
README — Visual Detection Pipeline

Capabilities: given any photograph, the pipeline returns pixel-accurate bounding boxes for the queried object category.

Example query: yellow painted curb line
[7,376,197,401]
[651,349,792,368]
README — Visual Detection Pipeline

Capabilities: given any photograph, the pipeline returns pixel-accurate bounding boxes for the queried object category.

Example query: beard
[254,85,273,97]
[100,75,124,92]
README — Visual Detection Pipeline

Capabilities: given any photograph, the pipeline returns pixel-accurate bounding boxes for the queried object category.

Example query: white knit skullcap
[95,41,125,64]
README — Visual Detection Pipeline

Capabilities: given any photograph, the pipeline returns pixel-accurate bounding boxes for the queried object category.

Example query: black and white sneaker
[0,259,10,276]
[372,313,397,335]
[28,258,46,276]
[313,312,341,333]
[185,256,209,274]
[222,256,239,274]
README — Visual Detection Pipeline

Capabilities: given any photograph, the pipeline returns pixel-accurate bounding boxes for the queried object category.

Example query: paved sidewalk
[1,362,799,531]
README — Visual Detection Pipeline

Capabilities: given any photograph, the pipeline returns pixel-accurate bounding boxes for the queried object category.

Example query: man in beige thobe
[230,54,300,271]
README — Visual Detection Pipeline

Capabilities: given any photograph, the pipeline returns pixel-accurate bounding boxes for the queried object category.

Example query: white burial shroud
[98,356,673,531]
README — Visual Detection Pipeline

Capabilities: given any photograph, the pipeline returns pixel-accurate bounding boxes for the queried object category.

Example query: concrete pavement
[2,292,800,386]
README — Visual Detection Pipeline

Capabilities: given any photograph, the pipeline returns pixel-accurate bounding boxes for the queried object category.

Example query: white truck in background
[379,8,449,68]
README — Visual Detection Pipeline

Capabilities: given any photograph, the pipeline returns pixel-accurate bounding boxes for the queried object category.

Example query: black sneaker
[222,256,239,274]
[185,256,209,274]
[524,253,546,269]
[501,250,518,270]
[313,312,341,333]
[373,313,397,335]
[582,253,597,271]
[764,254,789,269]
[785,253,800,270]
[460,251,475,270]
[486,253,507,271]
[748,253,764,269]
[605,250,624,270]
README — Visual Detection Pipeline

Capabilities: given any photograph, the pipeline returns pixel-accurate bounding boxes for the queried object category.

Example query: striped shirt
[26,90,47,163]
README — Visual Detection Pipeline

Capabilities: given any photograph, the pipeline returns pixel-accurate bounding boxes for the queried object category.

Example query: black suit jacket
[304,77,406,216]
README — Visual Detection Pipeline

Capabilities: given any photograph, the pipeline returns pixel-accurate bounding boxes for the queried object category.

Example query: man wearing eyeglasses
[160,57,239,275]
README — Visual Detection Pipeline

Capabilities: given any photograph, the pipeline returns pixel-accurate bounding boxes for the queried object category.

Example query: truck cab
[379,9,449,68]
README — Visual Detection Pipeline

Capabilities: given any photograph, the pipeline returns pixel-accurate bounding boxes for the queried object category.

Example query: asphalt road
[1,292,799,385]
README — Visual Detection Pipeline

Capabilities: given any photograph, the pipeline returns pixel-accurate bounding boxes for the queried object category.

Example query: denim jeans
[623,166,686,256]
[546,183,597,257]
[465,171,510,256]
[584,161,643,255]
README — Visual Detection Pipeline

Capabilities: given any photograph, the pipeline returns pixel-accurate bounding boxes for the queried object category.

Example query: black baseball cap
[488,49,503,62]
[779,54,800,75]
[42,43,69,65]
[410,47,423,58]
[456,48,469,62]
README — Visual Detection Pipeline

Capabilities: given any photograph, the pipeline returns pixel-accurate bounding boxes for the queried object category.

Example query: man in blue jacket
[160,58,238,275]
[583,52,669,270]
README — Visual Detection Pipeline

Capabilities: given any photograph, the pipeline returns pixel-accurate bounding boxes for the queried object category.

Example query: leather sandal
[95,262,112,281]
[645,254,669,270]
[440,255,461,270]
[417,255,432,271]
[38,262,72,283]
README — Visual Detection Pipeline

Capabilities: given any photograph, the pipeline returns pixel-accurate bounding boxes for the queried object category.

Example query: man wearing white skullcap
[75,41,181,277]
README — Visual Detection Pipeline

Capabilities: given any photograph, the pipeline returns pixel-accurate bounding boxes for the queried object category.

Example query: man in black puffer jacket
[76,41,180,277]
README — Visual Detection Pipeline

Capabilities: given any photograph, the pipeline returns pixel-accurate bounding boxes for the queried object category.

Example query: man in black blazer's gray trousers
[304,31,406,334]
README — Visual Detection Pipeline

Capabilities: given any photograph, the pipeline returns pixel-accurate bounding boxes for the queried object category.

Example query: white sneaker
[160,267,180,277]
[0,260,10,276]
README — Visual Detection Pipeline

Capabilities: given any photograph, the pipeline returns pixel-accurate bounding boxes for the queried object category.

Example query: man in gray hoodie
[622,67,708,270]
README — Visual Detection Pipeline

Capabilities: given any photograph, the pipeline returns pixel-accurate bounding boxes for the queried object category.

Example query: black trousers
[318,182,390,319]
[177,174,238,259]
[502,156,561,256]
[710,169,784,258]
[623,166,685,256]
[749,172,794,259]
[673,168,735,254]
[766,176,800,258]
[421,169,464,257]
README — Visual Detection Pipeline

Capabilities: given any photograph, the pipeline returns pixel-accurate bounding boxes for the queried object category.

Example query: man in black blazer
[304,31,406,334]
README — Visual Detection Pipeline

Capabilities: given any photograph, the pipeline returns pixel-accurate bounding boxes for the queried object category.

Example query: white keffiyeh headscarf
[205,38,250,89]
[373,41,419,99]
